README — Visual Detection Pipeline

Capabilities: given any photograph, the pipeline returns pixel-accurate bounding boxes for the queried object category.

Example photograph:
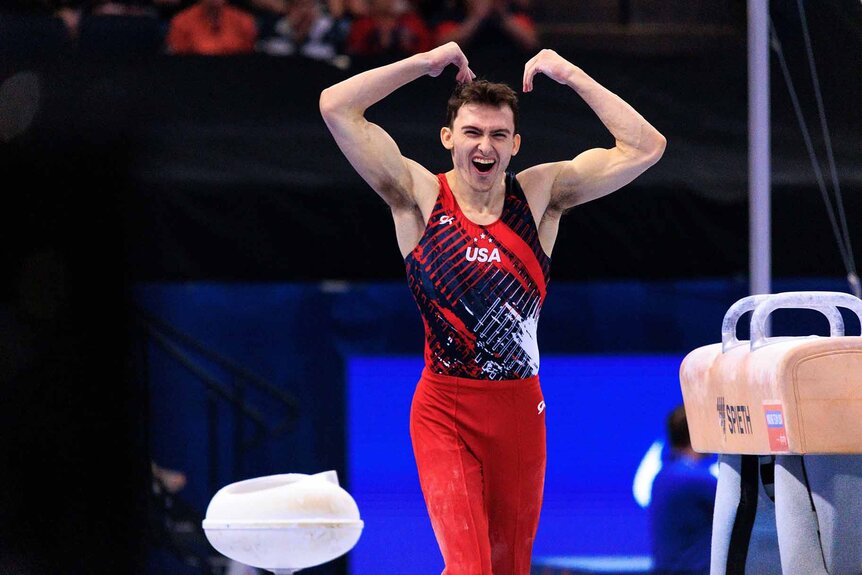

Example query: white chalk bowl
[202,470,363,574]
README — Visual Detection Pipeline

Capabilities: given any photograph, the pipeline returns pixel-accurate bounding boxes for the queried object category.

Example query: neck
[447,170,506,215]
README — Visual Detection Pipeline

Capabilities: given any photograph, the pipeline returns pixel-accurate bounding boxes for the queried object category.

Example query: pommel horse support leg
[710,453,781,575]
[680,291,862,575]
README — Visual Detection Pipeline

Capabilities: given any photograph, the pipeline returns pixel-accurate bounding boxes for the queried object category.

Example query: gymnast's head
[440,80,522,186]
[444,80,520,135]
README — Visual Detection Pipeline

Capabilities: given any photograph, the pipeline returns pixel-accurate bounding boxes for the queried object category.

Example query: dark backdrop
[3,2,859,285]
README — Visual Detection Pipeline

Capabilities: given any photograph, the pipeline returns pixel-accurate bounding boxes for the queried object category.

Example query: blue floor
[531,555,653,575]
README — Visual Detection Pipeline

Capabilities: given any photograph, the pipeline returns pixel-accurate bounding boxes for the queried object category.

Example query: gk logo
[439,215,455,225]
[537,401,545,414]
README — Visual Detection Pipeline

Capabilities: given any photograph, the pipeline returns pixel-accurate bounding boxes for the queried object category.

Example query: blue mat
[531,555,653,575]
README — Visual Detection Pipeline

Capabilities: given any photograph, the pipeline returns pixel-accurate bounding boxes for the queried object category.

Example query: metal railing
[134,307,301,495]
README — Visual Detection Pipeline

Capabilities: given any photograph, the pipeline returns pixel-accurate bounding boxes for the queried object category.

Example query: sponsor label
[717,396,752,435]
[763,403,789,452]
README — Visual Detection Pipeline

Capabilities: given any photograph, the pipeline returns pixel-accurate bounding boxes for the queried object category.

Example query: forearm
[319,53,431,119]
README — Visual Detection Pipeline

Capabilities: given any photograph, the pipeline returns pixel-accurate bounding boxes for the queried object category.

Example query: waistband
[420,367,539,391]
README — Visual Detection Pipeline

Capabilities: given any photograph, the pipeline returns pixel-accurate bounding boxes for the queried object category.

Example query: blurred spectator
[327,0,367,18]
[2,0,80,16]
[1,0,83,44]
[256,0,347,64]
[88,0,157,15]
[55,4,83,38]
[75,0,165,56]
[346,0,431,58]
[166,0,257,54]
[425,0,538,54]
[325,0,367,46]
[648,404,717,575]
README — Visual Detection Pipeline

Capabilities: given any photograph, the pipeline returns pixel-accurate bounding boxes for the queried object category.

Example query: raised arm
[318,42,475,210]
[517,49,666,215]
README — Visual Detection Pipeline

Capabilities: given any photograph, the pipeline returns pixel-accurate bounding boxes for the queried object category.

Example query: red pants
[410,368,547,575]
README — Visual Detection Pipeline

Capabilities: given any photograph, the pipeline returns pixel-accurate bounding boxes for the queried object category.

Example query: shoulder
[661,459,717,489]
[514,162,568,215]
[515,162,567,196]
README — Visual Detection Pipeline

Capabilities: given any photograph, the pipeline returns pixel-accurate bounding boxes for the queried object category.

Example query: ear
[512,133,521,156]
[440,126,454,151]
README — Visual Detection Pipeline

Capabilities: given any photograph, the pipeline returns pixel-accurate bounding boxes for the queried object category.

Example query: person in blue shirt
[649,404,718,575]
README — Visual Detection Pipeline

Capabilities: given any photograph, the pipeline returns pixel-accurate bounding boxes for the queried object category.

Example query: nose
[477,135,492,155]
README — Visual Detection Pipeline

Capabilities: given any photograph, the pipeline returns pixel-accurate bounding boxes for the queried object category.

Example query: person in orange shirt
[166,0,257,54]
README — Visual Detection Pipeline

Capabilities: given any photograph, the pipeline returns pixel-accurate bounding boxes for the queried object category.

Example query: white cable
[769,21,852,275]
[770,15,859,297]
[795,0,857,277]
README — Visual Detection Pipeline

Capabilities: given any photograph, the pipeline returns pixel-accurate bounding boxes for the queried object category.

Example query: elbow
[320,86,362,128]
[621,127,666,168]
[319,87,337,121]
[645,131,667,166]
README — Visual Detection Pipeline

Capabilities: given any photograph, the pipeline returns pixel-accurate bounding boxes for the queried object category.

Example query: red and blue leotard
[405,171,551,380]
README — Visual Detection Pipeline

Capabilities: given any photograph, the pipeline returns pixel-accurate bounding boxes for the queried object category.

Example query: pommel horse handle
[720,291,862,353]
[749,291,862,351]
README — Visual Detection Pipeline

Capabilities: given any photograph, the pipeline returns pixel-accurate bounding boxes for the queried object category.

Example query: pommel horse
[680,291,862,575]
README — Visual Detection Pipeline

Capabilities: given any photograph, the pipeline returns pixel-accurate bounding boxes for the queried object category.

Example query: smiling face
[441,102,521,194]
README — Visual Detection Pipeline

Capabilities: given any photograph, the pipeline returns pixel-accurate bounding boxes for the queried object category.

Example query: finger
[523,64,538,92]
[454,57,465,80]
[522,54,540,91]
[456,65,475,84]
[457,55,470,71]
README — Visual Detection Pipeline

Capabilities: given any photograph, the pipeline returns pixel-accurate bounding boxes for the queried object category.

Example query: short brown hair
[445,80,520,133]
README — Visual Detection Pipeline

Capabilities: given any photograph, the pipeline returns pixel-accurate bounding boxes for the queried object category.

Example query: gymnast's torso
[404,172,551,380]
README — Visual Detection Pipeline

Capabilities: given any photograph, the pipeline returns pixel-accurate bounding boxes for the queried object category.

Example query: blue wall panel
[346,354,686,574]
[132,276,855,573]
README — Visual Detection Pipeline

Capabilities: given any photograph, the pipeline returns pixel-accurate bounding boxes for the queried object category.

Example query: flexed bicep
[548,146,655,210]
[520,48,666,212]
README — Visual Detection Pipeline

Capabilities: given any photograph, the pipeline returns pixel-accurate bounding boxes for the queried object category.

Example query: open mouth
[472,158,495,174]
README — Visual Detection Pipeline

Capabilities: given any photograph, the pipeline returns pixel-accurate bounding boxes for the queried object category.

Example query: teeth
[474,158,494,164]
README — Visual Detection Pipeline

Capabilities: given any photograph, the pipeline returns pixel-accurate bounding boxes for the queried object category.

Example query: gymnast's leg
[480,377,546,575]
[410,372,493,575]
[410,371,546,575]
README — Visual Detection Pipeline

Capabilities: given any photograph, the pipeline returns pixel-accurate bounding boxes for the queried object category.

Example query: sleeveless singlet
[405,172,551,380]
